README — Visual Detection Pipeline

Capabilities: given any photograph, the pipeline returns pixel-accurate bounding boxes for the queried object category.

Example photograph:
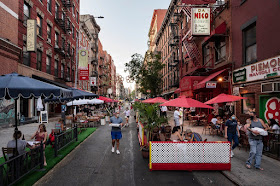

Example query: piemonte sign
[233,55,280,83]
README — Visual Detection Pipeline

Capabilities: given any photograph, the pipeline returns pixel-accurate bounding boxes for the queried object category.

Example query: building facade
[231,0,280,124]
[79,14,100,92]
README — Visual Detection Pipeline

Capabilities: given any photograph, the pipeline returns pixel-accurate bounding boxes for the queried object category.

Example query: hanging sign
[191,8,211,36]
[233,68,246,83]
[78,49,88,69]
[79,69,89,80]
[27,20,37,51]
[90,77,97,86]
[206,81,217,88]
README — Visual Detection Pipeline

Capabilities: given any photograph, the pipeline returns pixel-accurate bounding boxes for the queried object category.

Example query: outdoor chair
[202,122,211,135]
[2,147,16,161]
[210,123,219,136]
[164,126,172,141]
[151,126,160,141]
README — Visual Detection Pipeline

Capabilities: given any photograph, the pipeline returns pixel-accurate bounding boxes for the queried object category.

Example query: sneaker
[116,150,120,155]
[231,150,234,158]
[111,147,115,153]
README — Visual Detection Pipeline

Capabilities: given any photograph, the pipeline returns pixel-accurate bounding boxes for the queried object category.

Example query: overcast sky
[80,0,170,89]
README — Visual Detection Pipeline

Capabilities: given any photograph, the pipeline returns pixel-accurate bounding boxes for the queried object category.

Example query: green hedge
[0,128,96,186]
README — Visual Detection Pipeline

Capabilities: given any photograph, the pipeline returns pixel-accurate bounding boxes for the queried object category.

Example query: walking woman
[225,114,240,158]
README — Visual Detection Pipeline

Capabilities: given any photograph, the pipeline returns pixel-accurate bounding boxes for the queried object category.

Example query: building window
[76,11,79,22]
[47,24,52,43]
[243,23,257,64]
[23,3,30,25]
[23,46,30,66]
[54,60,58,77]
[36,15,42,36]
[72,5,75,17]
[215,38,226,63]
[242,94,255,114]
[67,67,70,79]
[47,0,52,12]
[62,12,65,23]
[62,38,65,51]
[72,25,75,39]
[37,50,42,70]
[46,56,51,74]
[55,3,59,19]
[61,64,65,78]
[55,32,59,47]
[67,43,70,55]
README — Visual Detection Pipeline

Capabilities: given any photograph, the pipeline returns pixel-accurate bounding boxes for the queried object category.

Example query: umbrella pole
[15,98,18,155]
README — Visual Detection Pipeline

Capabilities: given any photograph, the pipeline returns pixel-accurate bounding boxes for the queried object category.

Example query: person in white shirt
[268,119,280,134]
[161,106,168,117]
[179,108,184,132]
[190,107,196,116]
[123,107,131,127]
[174,107,181,132]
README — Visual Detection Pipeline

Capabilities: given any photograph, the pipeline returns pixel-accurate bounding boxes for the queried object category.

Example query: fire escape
[54,0,73,82]
[168,12,180,89]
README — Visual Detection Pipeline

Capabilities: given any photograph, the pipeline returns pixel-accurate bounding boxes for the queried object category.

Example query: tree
[125,52,164,97]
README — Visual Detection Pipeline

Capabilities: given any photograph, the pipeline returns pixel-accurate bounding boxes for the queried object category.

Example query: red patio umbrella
[99,96,113,103]
[160,96,213,109]
[204,93,247,105]
[142,98,154,103]
[146,97,168,104]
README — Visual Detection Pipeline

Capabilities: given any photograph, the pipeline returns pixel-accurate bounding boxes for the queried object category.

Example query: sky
[80,0,171,89]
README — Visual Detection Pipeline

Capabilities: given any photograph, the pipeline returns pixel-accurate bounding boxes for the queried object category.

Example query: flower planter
[141,147,149,159]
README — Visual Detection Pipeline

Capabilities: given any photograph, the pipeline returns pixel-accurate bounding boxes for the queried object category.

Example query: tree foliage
[125,52,164,97]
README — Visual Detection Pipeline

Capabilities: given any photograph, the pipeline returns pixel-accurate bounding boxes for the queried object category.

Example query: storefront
[233,55,280,124]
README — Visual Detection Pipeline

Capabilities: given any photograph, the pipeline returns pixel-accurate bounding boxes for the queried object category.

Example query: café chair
[2,147,16,161]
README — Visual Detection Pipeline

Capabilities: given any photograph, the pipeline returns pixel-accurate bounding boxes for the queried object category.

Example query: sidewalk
[166,111,280,186]
[0,117,59,157]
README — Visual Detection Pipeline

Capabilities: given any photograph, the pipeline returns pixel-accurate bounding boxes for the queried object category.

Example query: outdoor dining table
[191,115,205,125]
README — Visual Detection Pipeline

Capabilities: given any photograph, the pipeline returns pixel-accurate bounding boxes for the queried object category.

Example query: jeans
[227,132,239,150]
[246,139,263,168]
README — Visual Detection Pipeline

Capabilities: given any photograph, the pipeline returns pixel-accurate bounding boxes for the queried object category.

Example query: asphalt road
[35,106,234,186]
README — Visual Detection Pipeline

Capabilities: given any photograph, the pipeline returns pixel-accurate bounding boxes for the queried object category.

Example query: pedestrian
[184,129,202,142]
[225,114,240,158]
[190,107,196,116]
[110,112,123,155]
[179,108,184,133]
[123,107,130,127]
[161,106,168,117]
[173,107,181,132]
[246,111,268,170]
[31,124,48,166]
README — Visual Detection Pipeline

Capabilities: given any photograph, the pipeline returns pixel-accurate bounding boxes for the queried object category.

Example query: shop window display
[242,94,255,114]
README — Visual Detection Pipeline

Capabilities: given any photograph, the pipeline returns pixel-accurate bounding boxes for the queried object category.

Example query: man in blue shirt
[110,112,123,155]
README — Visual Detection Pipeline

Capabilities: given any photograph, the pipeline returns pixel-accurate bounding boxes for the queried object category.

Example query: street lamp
[75,16,104,88]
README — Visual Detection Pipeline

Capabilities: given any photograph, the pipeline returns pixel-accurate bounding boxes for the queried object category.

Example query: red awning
[204,22,227,43]
[194,69,226,90]
[180,76,206,91]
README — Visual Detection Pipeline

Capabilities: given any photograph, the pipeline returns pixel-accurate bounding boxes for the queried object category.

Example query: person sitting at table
[7,130,34,158]
[268,119,280,134]
[55,118,65,132]
[211,115,222,129]
[184,129,202,142]
[170,127,183,141]
[31,124,48,166]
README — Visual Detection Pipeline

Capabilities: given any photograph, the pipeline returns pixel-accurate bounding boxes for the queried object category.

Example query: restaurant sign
[233,55,280,83]
[27,20,37,52]
[191,8,211,36]
[233,68,246,83]
[206,81,217,88]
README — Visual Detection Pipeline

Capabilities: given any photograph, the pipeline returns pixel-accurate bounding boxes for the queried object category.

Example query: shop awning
[204,21,227,43]
[194,69,226,90]
[180,76,206,91]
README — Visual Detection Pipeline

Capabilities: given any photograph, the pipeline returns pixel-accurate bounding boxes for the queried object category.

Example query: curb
[221,171,242,186]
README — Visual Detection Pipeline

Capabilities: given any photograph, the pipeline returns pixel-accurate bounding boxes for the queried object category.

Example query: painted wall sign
[233,55,280,83]
[206,81,217,88]
[259,95,280,123]
[78,49,88,69]
[27,20,37,51]
[191,8,211,36]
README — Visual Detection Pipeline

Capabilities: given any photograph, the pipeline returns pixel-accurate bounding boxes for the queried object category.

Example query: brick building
[0,0,21,75]
[231,0,280,123]
[79,14,100,93]
[15,0,80,119]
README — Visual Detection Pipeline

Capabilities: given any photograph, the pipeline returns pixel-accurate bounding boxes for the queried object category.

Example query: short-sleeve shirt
[7,139,27,158]
[190,133,202,141]
[161,106,167,112]
[225,119,238,134]
[124,110,130,117]
[110,116,123,132]
[174,110,180,119]
[211,118,218,125]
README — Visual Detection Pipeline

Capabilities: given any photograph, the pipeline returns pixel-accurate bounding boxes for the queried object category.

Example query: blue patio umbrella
[0,73,72,152]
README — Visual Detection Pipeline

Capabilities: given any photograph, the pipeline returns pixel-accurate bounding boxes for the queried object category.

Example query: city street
[35,106,234,186]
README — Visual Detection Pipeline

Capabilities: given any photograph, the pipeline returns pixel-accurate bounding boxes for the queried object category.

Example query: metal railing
[0,143,44,186]
[263,130,280,160]
[54,126,78,157]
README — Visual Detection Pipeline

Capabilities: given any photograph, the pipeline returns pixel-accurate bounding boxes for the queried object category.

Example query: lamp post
[75,16,104,89]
